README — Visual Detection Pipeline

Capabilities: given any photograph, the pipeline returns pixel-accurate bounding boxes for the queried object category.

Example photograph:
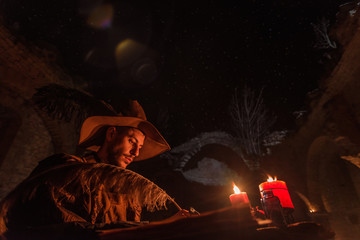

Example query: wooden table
[2,205,334,240]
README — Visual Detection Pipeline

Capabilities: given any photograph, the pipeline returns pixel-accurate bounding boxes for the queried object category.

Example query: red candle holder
[259,177,294,225]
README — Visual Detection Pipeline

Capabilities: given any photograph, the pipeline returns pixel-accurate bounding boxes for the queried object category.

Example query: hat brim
[78,116,170,161]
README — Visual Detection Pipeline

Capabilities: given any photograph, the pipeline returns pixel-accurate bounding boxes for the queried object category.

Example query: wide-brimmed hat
[78,100,170,161]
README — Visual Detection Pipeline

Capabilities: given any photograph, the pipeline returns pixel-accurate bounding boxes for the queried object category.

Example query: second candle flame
[267,176,277,182]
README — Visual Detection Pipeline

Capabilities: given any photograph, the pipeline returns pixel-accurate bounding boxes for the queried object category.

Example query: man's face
[106,127,145,168]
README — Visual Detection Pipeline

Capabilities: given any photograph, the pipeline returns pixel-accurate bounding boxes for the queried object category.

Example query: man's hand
[166,209,191,221]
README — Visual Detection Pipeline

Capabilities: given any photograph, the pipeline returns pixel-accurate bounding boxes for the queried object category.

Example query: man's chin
[120,164,128,168]
[109,159,126,168]
[118,161,129,169]
[113,157,131,168]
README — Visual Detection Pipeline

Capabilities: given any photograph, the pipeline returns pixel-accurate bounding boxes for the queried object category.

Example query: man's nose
[130,145,140,157]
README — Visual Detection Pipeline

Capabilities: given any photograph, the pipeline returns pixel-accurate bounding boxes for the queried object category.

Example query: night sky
[1,0,347,145]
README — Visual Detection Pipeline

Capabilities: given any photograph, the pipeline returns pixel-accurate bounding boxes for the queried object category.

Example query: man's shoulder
[39,153,86,165]
[30,153,87,177]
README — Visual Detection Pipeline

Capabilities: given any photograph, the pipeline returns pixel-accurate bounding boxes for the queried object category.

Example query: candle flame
[267,176,277,182]
[233,184,241,194]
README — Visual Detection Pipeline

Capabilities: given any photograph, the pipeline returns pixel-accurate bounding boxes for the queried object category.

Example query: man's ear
[105,126,117,141]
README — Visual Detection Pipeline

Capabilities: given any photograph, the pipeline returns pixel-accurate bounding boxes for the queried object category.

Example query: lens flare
[87,4,113,29]
[115,39,146,68]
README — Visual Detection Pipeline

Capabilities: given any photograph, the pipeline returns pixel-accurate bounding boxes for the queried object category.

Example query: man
[30,100,171,173]
[97,126,145,168]
[0,100,185,234]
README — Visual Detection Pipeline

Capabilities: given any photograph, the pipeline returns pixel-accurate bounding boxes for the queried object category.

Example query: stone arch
[179,143,256,207]
[0,88,54,199]
[0,105,22,168]
[0,64,81,201]
[182,143,251,184]
[0,84,54,199]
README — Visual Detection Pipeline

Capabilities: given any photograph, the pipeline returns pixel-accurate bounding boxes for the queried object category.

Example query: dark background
[0,0,347,146]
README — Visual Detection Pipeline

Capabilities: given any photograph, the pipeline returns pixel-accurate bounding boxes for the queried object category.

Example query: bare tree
[229,87,275,159]
[311,17,337,49]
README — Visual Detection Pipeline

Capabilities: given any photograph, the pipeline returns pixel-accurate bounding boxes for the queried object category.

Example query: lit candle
[259,176,294,209]
[229,183,249,206]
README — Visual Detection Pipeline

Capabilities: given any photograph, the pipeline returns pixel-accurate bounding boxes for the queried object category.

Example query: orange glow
[233,183,241,194]
[267,176,277,182]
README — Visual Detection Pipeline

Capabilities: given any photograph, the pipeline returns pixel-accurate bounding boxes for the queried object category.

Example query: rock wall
[0,21,85,200]
[262,3,360,239]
